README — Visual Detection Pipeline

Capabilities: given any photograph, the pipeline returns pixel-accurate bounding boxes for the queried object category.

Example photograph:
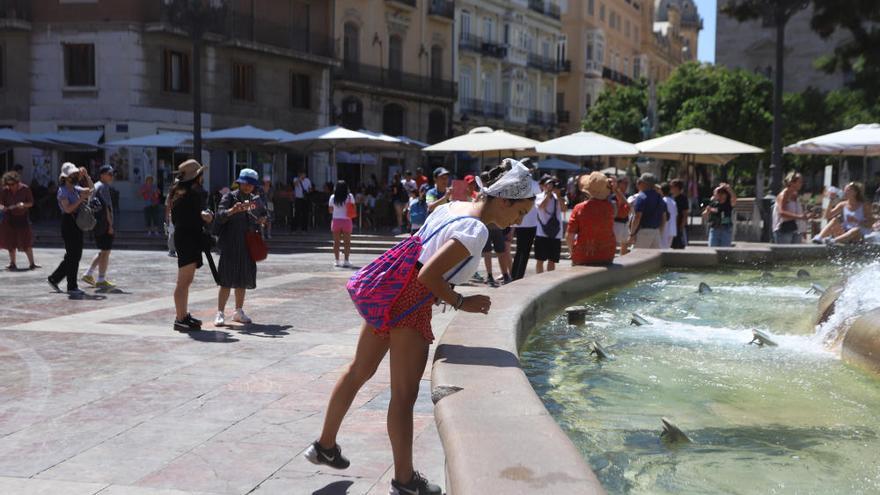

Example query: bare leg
[318,323,390,448]
[342,231,351,262]
[234,288,246,310]
[619,239,630,256]
[25,248,35,266]
[483,252,493,278]
[499,249,512,277]
[97,250,110,278]
[6,249,15,267]
[816,217,843,239]
[218,286,231,312]
[332,230,341,262]
[88,252,100,274]
[834,227,863,244]
[387,327,430,484]
[536,259,545,274]
[548,260,556,272]
[174,263,196,320]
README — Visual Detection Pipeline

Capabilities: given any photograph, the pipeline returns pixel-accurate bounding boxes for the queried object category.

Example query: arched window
[427,109,446,144]
[431,45,443,81]
[388,34,403,75]
[340,97,363,130]
[343,22,360,64]
[382,103,405,137]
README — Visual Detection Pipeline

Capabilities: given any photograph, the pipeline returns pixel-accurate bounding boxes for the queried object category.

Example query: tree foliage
[581,81,647,143]
[810,0,880,98]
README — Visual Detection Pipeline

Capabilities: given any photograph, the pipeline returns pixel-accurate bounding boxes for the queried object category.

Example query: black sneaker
[47,278,61,293]
[173,316,201,332]
[486,275,499,288]
[390,470,442,495]
[303,441,350,470]
[502,273,512,285]
[184,313,202,326]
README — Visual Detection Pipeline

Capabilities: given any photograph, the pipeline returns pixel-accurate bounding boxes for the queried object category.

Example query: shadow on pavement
[433,343,520,368]
[313,480,355,495]
[68,293,107,301]
[187,330,240,343]
[235,323,292,338]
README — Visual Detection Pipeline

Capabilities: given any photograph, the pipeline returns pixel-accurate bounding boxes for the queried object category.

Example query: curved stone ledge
[842,308,880,375]
[432,243,841,494]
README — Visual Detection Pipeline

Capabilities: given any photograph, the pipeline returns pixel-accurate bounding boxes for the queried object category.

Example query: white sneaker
[214,311,225,326]
[334,259,341,268]
[342,260,351,268]
[233,309,252,324]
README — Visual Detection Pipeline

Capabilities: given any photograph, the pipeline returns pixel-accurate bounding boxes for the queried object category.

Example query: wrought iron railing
[459,32,506,58]
[557,110,570,124]
[527,53,560,73]
[460,98,505,119]
[428,0,455,19]
[602,66,634,85]
[528,0,561,20]
[336,61,456,99]
[528,110,557,126]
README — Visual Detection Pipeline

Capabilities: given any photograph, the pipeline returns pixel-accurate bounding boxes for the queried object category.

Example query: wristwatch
[453,293,464,310]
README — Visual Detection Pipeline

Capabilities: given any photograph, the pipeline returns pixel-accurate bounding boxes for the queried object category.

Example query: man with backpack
[628,173,667,250]
[82,165,116,288]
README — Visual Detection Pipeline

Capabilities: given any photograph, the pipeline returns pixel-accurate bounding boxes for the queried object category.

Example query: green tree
[581,81,647,143]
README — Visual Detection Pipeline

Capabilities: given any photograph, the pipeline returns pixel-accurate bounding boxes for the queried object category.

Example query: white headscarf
[476,158,540,200]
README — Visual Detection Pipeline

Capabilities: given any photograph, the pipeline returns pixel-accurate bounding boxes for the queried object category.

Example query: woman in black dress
[170,160,214,331]
[213,168,267,326]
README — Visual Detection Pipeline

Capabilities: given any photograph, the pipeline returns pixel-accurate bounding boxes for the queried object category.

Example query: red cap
[464,175,476,184]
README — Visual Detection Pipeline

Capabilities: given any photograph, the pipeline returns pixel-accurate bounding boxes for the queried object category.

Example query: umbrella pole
[862,149,868,184]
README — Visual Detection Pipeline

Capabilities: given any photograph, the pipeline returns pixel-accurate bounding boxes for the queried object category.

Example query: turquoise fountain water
[521,262,880,494]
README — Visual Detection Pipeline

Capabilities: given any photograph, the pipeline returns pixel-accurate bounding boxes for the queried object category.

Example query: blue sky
[695,0,716,63]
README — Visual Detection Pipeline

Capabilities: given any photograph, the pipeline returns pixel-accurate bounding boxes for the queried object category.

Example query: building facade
[715,1,851,93]
[331,0,456,184]
[452,0,563,142]
[556,0,700,134]
[0,0,334,211]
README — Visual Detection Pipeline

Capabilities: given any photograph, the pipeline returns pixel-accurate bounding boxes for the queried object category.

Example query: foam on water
[814,261,880,347]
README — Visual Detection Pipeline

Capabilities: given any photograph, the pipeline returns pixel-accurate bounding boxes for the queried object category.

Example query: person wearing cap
[425,167,451,213]
[140,176,163,237]
[80,165,117,288]
[0,170,38,271]
[414,167,428,189]
[464,174,479,201]
[169,159,213,331]
[213,168,267,327]
[628,173,667,249]
[307,158,537,495]
[48,162,94,296]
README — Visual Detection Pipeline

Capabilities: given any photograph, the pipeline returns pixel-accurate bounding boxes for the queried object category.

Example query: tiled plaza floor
[0,248,474,495]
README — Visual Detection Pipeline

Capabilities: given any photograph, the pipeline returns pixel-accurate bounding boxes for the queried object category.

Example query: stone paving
[0,248,487,495]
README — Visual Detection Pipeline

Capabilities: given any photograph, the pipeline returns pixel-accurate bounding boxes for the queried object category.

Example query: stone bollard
[566,306,588,325]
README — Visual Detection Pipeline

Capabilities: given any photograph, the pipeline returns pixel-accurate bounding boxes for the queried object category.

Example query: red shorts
[331,218,353,234]
[374,270,435,343]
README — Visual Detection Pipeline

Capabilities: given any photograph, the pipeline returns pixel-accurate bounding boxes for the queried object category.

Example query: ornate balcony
[459,32,507,59]
[527,53,560,73]
[460,98,505,120]
[428,0,455,20]
[602,66,634,86]
[528,110,557,126]
[558,59,571,73]
[336,61,456,100]
[528,0,561,20]
[557,110,570,124]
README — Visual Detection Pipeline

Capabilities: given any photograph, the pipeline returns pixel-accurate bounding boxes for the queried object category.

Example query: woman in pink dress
[0,171,38,270]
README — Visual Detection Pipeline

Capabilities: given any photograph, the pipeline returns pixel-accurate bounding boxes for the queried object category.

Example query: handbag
[346,201,358,219]
[76,203,97,231]
[245,230,268,262]
[347,216,473,331]
[778,219,798,233]
[539,197,560,239]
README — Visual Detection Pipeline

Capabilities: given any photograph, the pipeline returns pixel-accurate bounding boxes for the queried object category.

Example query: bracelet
[453,293,464,310]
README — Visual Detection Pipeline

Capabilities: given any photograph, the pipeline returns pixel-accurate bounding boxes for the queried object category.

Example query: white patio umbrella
[422,127,539,153]
[536,158,582,171]
[105,132,194,148]
[784,123,880,181]
[201,125,280,149]
[636,128,763,166]
[536,131,638,157]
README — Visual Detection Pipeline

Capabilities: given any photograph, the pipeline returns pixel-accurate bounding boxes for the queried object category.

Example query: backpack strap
[420,215,477,243]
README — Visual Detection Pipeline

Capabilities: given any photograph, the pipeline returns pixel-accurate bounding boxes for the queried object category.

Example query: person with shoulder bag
[48,163,93,296]
[82,165,117,288]
[773,172,809,244]
[534,176,563,273]
[212,168,267,327]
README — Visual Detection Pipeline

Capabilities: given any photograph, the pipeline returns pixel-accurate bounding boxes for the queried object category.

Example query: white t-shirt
[402,178,417,193]
[663,196,678,238]
[328,194,354,220]
[294,177,312,198]
[417,203,488,285]
[535,192,563,239]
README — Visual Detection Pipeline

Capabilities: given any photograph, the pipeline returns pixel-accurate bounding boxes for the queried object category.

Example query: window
[382,104,405,137]
[599,3,605,21]
[163,49,190,93]
[388,35,402,75]
[291,73,310,109]
[542,40,551,58]
[431,45,443,80]
[625,20,630,38]
[482,73,494,102]
[586,42,593,61]
[341,97,363,130]
[232,63,255,101]
[482,16,494,42]
[343,22,360,64]
[624,58,629,77]
[587,0,594,15]
[64,43,95,87]
[634,57,641,78]
[460,68,473,100]
[427,109,446,143]
[460,11,471,36]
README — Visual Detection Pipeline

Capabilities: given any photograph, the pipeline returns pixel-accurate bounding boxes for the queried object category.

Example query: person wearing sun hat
[169,159,213,331]
[212,168,268,327]
[566,172,617,265]
[47,162,94,296]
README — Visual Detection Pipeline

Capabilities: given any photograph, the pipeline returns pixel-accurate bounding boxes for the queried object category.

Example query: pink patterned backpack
[347,216,473,331]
